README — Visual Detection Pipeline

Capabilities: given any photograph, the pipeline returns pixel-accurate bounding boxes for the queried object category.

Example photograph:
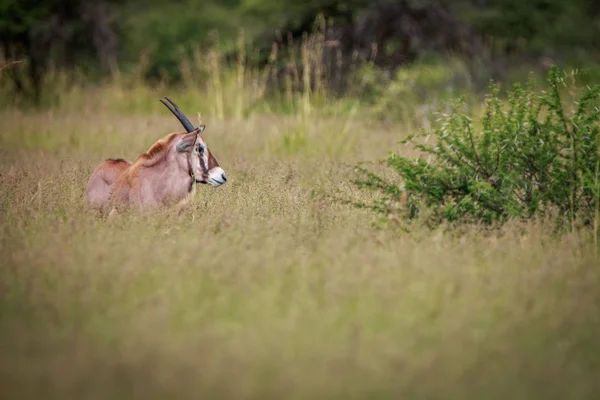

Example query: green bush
[354,66,600,228]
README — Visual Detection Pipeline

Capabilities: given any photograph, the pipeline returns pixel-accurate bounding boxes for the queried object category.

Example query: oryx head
[160,97,226,187]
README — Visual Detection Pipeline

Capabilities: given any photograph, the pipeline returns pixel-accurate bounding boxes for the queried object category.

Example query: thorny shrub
[354,66,600,229]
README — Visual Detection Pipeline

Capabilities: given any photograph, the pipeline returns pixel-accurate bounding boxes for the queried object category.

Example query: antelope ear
[197,124,205,134]
[176,133,198,152]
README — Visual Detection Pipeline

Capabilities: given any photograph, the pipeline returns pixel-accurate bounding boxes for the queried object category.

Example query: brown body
[85,158,132,209]
[86,129,226,211]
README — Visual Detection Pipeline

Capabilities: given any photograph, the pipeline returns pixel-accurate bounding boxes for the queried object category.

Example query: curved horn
[159,97,195,133]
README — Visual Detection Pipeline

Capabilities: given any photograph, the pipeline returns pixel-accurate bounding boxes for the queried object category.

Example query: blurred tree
[117,0,247,80]
[240,0,599,87]
[458,0,600,53]
[243,0,477,76]
[0,0,118,102]
[1,0,598,100]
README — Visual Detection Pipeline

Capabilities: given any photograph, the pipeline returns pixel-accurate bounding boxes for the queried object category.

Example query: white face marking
[201,145,209,174]
[190,142,202,181]
[207,167,226,187]
[191,135,207,182]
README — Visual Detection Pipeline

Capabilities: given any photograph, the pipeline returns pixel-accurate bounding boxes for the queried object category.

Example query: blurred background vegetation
[1,0,599,110]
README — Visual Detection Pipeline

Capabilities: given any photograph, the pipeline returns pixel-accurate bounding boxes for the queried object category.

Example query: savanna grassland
[1,68,600,400]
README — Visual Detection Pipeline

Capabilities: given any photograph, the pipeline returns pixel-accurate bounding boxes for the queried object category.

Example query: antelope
[85,97,226,211]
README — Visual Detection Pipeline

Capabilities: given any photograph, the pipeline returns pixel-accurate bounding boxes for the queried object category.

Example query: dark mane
[134,132,180,166]
[106,158,129,164]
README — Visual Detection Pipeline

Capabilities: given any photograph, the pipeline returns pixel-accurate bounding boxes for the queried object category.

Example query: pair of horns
[159,97,198,133]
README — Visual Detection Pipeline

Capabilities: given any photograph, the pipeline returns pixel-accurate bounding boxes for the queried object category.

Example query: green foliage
[118,0,248,80]
[463,0,600,51]
[354,66,600,228]
[355,57,473,123]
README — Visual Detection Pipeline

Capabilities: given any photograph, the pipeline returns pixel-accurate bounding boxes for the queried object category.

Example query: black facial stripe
[199,146,209,174]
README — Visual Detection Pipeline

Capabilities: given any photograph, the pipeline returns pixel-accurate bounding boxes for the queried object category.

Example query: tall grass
[1,99,600,400]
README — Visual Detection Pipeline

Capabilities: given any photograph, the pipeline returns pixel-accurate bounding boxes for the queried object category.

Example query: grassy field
[1,81,600,399]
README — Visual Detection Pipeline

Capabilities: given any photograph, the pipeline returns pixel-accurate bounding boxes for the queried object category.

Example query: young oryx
[85,97,226,210]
